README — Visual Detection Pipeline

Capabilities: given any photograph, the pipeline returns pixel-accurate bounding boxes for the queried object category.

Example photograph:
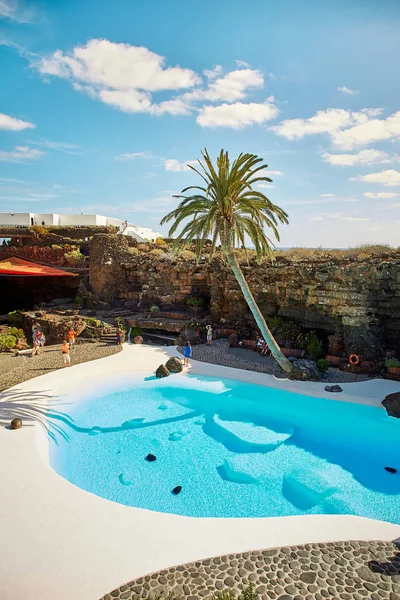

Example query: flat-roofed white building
[0,213,161,242]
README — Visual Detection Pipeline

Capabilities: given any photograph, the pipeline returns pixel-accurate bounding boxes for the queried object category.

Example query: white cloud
[203,65,223,80]
[236,60,251,68]
[115,151,152,161]
[270,107,400,150]
[0,112,35,131]
[270,108,380,141]
[364,191,399,199]
[322,148,396,167]
[0,0,34,23]
[164,159,196,172]
[149,98,193,116]
[337,86,359,96]
[0,145,44,162]
[310,216,324,221]
[35,41,270,125]
[257,183,275,189]
[36,39,200,114]
[182,68,264,103]
[341,217,371,221]
[320,193,334,197]
[28,138,79,154]
[197,101,279,129]
[268,170,283,176]
[351,170,400,187]
[332,111,400,149]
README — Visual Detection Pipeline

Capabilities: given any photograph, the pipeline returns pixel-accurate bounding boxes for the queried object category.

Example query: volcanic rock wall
[89,235,400,357]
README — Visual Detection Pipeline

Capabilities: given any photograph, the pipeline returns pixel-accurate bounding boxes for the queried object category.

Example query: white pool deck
[0,344,399,600]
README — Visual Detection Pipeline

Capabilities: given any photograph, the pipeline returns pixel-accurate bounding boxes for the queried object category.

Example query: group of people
[31,326,46,356]
[61,328,76,367]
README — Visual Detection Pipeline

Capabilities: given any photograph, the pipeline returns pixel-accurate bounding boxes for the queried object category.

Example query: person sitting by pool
[61,339,71,367]
[260,340,271,356]
[183,341,192,367]
[256,335,265,353]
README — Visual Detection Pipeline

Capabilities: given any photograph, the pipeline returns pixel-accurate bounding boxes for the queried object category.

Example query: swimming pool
[48,374,400,522]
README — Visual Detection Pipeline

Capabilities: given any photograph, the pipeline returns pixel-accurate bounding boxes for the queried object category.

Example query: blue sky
[0,0,399,247]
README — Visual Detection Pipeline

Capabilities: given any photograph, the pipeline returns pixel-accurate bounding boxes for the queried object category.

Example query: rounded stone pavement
[101,539,400,600]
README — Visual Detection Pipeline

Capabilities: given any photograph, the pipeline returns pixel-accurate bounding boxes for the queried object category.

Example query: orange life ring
[349,354,360,365]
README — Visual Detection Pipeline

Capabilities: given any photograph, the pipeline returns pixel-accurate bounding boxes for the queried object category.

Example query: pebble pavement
[0,342,121,392]
[102,539,400,600]
[179,339,372,384]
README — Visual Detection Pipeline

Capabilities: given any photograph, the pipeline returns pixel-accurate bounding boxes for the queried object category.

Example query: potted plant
[385,357,400,376]
[186,296,203,315]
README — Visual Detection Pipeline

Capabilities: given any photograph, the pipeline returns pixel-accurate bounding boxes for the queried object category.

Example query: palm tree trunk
[224,249,294,375]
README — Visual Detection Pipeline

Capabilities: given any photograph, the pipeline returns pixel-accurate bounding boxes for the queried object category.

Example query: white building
[0,213,162,243]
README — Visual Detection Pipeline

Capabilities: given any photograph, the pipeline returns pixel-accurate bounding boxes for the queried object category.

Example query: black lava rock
[324,385,343,393]
[145,454,156,462]
[384,467,397,474]
[172,486,182,495]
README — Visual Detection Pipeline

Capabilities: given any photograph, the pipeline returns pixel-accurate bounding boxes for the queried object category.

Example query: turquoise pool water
[48,374,400,522]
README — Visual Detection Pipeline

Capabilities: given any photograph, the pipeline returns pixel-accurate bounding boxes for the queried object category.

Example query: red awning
[0,257,78,277]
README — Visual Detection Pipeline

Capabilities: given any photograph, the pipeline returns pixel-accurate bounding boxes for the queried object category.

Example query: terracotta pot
[282,348,304,358]
[325,354,341,366]
[388,366,400,375]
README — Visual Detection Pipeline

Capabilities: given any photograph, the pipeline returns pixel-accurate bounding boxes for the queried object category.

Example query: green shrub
[86,317,101,327]
[64,249,84,264]
[241,583,256,600]
[149,248,165,257]
[267,316,282,330]
[317,358,330,372]
[9,327,26,341]
[307,335,324,360]
[130,326,142,337]
[296,331,315,349]
[75,295,83,305]
[186,296,203,308]
[0,334,17,351]
[385,357,400,368]
[150,305,160,312]
[7,310,24,326]
[181,249,196,259]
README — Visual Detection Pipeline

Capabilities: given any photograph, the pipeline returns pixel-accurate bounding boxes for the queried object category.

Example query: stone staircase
[100,325,119,345]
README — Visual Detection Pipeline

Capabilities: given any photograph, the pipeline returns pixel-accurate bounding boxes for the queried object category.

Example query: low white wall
[106,217,123,227]
[34,214,60,226]
[58,214,105,226]
[0,212,33,225]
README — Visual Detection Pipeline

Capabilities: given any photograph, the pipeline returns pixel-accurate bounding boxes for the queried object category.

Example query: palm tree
[160,148,293,375]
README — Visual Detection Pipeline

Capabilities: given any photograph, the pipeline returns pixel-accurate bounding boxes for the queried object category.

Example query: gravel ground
[0,342,122,392]
[179,339,373,383]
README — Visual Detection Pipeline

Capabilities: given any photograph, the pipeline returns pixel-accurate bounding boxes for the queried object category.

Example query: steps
[100,325,119,344]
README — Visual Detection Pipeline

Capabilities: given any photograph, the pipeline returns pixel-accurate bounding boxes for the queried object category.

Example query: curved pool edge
[1,343,399,600]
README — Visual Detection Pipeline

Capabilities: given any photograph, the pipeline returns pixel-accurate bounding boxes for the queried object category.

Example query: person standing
[61,339,71,367]
[68,327,76,350]
[206,325,213,345]
[38,331,46,350]
[116,327,123,345]
[183,341,192,367]
[32,330,40,356]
